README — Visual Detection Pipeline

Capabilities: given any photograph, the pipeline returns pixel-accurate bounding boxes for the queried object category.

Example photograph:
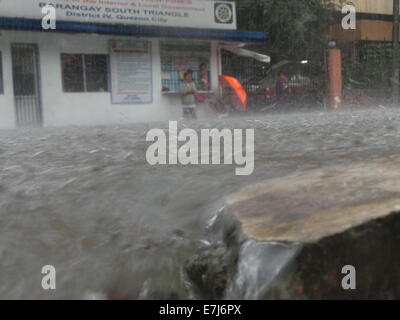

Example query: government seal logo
[214,2,233,24]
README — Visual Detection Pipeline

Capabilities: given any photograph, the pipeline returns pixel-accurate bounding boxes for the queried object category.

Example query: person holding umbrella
[218,75,247,112]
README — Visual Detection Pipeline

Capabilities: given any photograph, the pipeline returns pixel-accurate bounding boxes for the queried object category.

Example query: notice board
[110,40,153,104]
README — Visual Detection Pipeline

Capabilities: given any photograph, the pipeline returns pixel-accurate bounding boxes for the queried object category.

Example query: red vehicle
[243,61,324,109]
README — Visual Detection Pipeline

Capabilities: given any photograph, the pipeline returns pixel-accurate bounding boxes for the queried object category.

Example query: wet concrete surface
[226,156,400,243]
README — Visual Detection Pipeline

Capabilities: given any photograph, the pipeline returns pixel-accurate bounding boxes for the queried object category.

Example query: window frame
[60,53,110,93]
[160,40,212,94]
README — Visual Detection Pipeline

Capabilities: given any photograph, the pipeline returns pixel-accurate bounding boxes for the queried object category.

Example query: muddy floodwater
[1,107,400,299]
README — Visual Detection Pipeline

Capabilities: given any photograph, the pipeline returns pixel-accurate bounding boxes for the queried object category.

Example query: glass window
[61,54,109,92]
[0,52,4,94]
[61,54,84,92]
[84,55,109,92]
[160,41,211,93]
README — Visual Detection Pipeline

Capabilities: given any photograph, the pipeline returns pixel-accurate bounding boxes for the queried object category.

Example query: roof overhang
[0,17,268,43]
[223,47,270,63]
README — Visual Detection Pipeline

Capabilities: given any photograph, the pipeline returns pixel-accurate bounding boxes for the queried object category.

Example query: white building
[0,0,267,128]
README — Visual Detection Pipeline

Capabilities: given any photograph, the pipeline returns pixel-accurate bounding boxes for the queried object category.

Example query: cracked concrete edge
[225,157,400,244]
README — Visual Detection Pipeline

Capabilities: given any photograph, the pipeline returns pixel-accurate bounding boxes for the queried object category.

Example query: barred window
[0,52,3,94]
[160,41,211,93]
[61,54,109,92]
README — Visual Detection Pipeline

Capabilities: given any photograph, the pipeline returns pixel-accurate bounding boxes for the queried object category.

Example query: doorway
[11,43,43,127]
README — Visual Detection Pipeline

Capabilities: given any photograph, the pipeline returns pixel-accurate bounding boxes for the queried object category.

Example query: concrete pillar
[327,49,343,109]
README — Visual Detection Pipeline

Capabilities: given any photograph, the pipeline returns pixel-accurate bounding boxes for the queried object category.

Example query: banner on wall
[0,0,237,30]
[110,40,153,104]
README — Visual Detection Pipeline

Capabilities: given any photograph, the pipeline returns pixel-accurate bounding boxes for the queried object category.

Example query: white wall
[0,30,221,128]
[0,30,16,129]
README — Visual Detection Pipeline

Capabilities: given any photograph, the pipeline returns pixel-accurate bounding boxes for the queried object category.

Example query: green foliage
[234,0,343,60]
[343,41,393,90]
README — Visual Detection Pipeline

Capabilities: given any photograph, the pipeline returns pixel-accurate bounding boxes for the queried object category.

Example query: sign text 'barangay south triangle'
[0,0,237,30]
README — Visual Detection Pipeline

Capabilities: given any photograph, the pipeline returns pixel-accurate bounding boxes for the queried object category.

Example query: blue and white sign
[0,0,237,30]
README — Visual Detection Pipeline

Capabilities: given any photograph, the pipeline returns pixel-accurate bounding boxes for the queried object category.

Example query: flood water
[1,106,400,299]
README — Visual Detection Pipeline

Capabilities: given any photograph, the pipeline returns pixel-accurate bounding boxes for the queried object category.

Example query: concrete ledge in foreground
[220,156,400,299]
[227,156,400,244]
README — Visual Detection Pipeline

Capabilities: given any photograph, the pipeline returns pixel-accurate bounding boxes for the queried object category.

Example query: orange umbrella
[219,75,247,112]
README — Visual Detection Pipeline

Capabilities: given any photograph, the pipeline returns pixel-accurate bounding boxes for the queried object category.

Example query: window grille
[61,54,109,92]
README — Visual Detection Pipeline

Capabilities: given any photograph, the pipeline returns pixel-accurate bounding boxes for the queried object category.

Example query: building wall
[346,0,392,15]
[330,0,395,44]
[330,20,395,43]
[358,20,393,41]
[0,30,220,128]
[329,21,361,43]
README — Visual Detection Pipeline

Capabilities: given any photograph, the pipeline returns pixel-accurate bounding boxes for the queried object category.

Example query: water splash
[225,240,302,300]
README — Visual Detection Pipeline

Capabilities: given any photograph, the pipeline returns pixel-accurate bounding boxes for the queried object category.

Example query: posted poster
[110,40,153,104]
